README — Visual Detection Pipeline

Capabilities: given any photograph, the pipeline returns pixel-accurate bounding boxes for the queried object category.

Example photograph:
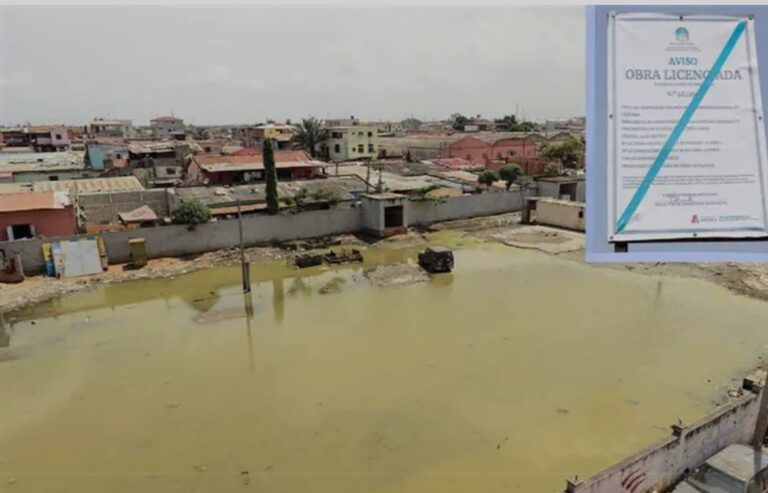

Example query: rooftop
[193,151,324,173]
[176,176,367,209]
[151,116,182,123]
[0,191,70,213]
[0,176,144,195]
[0,151,84,170]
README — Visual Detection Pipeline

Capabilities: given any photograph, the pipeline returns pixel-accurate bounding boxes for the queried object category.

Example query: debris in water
[555,408,570,415]
[192,465,207,472]
[365,262,429,288]
[496,436,509,450]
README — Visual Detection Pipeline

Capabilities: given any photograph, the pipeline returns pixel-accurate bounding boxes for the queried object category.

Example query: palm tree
[292,117,328,159]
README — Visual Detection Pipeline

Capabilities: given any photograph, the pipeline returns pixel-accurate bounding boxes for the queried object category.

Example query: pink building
[442,134,546,174]
[0,191,77,241]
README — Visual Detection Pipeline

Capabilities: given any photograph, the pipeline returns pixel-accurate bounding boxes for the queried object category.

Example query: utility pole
[365,159,371,193]
[237,199,251,293]
[753,377,768,449]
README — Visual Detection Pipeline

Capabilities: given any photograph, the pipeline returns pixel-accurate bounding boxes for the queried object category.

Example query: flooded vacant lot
[2,238,767,493]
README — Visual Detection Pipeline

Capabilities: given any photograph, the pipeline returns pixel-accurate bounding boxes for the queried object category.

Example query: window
[165,168,177,176]
[368,144,374,153]
[332,132,343,139]
[204,147,212,153]
[9,224,35,240]
[367,132,373,137]
[48,176,59,181]
[55,134,62,140]
[334,144,340,153]
[358,144,364,153]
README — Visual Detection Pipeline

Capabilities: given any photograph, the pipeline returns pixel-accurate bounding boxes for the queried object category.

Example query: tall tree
[292,117,328,158]
[540,137,584,169]
[263,139,279,215]
[450,113,469,131]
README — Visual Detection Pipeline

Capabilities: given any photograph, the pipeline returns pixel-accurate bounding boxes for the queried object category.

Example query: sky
[0,6,585,126]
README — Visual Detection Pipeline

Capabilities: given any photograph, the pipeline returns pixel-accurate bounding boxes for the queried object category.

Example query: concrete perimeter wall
[1,191,525,274]
[563,389,762,493]
[2,208,362,274]
[409,190,524,225]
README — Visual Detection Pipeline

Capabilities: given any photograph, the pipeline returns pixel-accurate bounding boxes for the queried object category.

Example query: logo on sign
[691,214,699,224]
[675,27,690,42]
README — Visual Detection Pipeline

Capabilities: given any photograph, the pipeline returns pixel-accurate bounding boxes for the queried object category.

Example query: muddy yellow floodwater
[1,238,767,493]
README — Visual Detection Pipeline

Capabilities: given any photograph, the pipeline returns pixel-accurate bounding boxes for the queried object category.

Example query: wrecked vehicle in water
[418,247,454,273]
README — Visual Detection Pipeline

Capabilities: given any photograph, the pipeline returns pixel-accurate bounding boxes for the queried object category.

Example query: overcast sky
[0,6,585,126]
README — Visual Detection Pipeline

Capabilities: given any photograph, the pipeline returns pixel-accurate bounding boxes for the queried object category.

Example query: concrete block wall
[1,208,362,274]
[564,391,762,493]
[409,190,525,225]
[78,190,172,225]
[535,199,585,232]
[1,191,526,275]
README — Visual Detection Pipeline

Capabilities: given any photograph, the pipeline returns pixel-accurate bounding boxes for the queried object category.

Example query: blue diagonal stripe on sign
[615,20,747,234]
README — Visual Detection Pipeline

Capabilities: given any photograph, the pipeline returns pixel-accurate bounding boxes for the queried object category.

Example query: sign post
[607,13,768,242]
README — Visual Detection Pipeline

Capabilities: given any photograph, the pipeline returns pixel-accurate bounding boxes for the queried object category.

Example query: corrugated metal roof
[0,191,70,212]
[32,176,144,193]
[194,151,324,173]
[118,205,159,223]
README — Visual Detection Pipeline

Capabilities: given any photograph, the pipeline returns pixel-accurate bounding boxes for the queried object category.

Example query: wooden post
[237,200,251,293]
[753,379,768,448]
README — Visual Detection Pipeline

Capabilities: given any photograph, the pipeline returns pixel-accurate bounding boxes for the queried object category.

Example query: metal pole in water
[237,199,251,293]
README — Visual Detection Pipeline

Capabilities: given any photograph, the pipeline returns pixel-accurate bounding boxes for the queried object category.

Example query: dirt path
[2,215,767,314]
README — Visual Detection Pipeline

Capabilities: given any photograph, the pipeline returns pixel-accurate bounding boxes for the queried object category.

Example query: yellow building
[322,125,379,161]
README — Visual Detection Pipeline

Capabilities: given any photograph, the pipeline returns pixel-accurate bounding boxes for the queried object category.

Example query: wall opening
[384,205,404,228]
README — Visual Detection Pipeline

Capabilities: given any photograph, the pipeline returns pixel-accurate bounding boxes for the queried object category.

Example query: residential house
[0,151,94,183]
[88,119,134,138]
[184,151,326,185]
[150,116,185,140]
[85,142,130,170]
[0,128,29,148]
[320,125,379,161]
[125,142,191,187]
[229,124,294,148]
[25,125,71,152]
[0,191,77,241]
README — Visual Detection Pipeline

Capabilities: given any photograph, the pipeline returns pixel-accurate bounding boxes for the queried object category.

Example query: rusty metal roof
[0,191,70,212]
[118,205,159,223]
[193,151,324,173]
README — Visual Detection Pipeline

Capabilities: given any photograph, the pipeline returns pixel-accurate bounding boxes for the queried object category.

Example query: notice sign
[607,13,768,241]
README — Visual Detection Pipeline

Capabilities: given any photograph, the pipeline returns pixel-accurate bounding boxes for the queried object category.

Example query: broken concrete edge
[562,367,767,493]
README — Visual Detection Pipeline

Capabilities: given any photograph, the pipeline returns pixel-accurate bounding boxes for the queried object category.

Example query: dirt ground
[1,215,767,313]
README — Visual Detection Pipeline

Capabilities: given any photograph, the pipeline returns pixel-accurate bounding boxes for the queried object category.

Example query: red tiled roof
[151,116,180,122]
[231,147,262,156]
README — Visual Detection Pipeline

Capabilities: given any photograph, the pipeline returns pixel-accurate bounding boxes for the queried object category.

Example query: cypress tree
[263,139,279,215]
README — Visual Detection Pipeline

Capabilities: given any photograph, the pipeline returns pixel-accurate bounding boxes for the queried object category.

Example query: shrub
[172,200,212,226]
[478,170,500,189]
[498,164,523,190]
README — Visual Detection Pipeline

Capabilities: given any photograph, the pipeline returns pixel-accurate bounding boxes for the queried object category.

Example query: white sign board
[52,239,103,278]
[607,13,768,241]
